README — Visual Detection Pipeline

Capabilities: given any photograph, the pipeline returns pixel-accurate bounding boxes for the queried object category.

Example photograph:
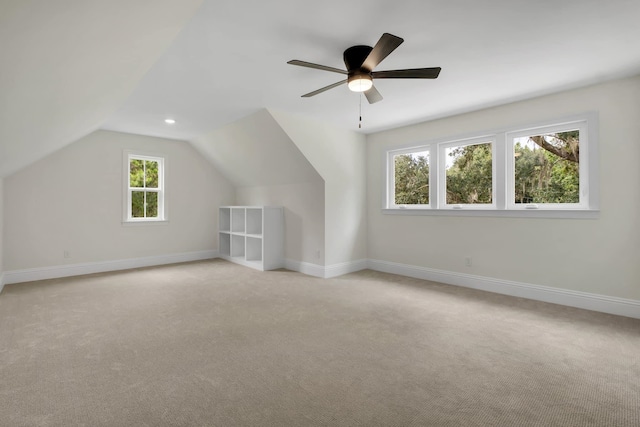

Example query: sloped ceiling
[0,0,203,177]
[191,109,322,187]
[103,0,640,141]
[3,0,640,178]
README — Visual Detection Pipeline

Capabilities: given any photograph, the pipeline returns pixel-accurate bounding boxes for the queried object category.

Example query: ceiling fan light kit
[347,73,372,92]
[288,33,441,104]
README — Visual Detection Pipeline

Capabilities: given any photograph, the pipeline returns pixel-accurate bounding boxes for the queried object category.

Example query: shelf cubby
[219,207,231,232]
[231,208,245,233]
[246,208,263,236]
[246,236,263,262]
[218,206,283,271]
[219,232,231,257]
[231,234,245,258]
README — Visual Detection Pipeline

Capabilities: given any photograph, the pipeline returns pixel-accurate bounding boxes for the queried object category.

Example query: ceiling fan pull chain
[359,93,362,129]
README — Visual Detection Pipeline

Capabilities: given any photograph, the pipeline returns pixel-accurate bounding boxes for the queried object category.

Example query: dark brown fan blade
[364,85,383,104]
[301,79,348,97]
[288,60,348,75]
[361,33,404,71]
[372,67,441,79]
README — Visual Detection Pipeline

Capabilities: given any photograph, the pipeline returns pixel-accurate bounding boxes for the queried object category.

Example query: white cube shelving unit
[218,206,284,271]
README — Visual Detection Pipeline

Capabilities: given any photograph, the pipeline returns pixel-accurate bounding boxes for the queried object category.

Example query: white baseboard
[284,259,325,278]
[324,259,368,278]
[3,253,637,319]
[367,259,640,319]
[284,259,368,279]
[2,250,218,285]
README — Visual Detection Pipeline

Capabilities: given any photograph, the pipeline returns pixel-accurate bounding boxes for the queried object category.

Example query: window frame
[123,151,167,224]
[387,146,433,209]
[383,112,599,218]
[438,136,497,210]
[506,120,589,211]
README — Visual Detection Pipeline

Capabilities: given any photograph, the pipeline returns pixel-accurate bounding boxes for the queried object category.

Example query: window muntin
[442,141,494,207]
[385,114,596,216]
[390,149,430,207]
[126,154,164,222]
[507,120,588,210]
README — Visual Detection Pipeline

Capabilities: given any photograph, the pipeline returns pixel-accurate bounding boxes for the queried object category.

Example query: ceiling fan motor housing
[344,45,373,73]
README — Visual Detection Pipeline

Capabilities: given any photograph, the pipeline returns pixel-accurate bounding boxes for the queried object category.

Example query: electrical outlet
[465,257,472,267]
[64,250,70,259]
[316,249,321,259]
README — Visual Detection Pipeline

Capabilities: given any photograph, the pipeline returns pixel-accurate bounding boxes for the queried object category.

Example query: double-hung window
[125,153,165,222]
[385,113,597,217]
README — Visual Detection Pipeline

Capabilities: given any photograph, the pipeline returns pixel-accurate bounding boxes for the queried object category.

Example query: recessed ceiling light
[164,118,176,125]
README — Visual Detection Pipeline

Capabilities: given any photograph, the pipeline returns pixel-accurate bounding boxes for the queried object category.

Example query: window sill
[122,219,169,226]
[382,208,599,219]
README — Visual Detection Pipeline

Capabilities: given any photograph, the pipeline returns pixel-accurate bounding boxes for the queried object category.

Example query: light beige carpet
[0,259,638,426]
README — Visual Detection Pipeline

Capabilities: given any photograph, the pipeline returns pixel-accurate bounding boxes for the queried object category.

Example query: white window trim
[383,112,599,219]
[506,119,591,211]
[438,135,497,210]
[387,146,432,209]
[122,151,168,224]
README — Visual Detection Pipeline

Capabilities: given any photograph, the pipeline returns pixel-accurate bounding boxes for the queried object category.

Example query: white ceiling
[102,0,640,140]
[0,0,203,177]
[3,0,640,177]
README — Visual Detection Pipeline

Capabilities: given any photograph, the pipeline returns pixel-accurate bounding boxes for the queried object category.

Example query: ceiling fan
[287,33,441,104]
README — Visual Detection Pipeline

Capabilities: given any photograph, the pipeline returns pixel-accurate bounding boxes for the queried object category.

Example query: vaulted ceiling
[0,0,204,177]
[2,0,640,178]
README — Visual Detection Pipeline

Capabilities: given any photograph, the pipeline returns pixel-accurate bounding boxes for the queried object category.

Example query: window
[384,113,598,217]
[507,120,588,209]
[389,148,430,207]
[124,153,165,222]
[440,139,495,208]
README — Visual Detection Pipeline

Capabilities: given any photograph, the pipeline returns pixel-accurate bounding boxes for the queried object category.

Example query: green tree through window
[514,131,579,204]
[445,143,493,204]
[394,152,429,204]
[388,116,593,213]
[128,156,161,219]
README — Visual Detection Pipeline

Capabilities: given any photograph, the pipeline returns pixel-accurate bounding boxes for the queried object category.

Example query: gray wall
[366,76,640,300]
[4,130,234,270]
[0,178,4,282]
[271,110,367,266]
[191,109,325,265]
[236,181,325,264]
